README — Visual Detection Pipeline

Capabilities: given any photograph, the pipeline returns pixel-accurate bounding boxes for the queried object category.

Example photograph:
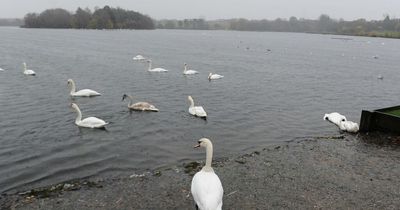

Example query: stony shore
[1,134,399,210]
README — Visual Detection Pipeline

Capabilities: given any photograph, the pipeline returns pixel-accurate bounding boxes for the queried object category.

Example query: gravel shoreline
[1,134,399,209]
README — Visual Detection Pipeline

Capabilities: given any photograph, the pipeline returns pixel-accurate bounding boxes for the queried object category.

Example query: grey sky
[2,0,400,20]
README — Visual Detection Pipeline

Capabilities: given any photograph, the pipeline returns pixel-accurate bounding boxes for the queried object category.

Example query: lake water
[1,27,400,193]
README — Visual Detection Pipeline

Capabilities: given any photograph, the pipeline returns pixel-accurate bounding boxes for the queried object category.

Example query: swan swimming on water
[67,79,101,97]
[23,62,36,76]
[191,138,224,210]
[122,94,159,112]
[208,72,223,80]
[70,103,108,128]
[146,60,168,72]
[183,63,199,75]
[133,55,146,61]
[188,96,207,119]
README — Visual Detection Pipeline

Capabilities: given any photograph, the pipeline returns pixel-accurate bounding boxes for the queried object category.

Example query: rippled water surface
[1,27,400,193]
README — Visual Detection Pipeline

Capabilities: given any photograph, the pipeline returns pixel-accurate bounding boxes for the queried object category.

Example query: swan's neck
[127,95,134,106]
[69,81,76,94]
[189,98,194,108]
[73,106,82,123]
[148,62,152,71]
[203,143,213,172]
[23,63,27,71]
[184,65,187,73]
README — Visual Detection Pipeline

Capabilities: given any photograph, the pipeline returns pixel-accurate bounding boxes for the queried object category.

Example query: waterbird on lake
[146,60,168,72]
[70,103,108,128]
[67,79,101,97]
[183,63,199,75]
[191,138,223,210]
[0,67,4,71]
[122,94,159,112]
[23,62,36,76]
[377,75,383,80]
[208,73,224,80]
[324,112,359,133]
[133,55,146,61]
[338,120,359,133]
[188,96,207,119]
[323,112,347,127]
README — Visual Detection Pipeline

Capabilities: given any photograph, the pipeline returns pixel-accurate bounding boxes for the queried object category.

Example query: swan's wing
[150,68,168,72]
[81,117,107,128]
[194,106,207,117]
[187,70,199,74]
[75,89,101,96]
[132,102,158,111]
[191,171,223,210]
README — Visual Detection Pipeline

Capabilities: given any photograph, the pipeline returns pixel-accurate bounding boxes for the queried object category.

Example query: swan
[208,73,223,80]
[67,79,101,97]
[183,63,199,75]
[377,75,383,80]
[133,55,146,61]
[70,103,108,128]
[338,120,359,133]
[188,96,207,119]
[323,112,347,127]
[324,112,359,133]
[122,94,159,112]
[23,62,36,76]
[191,138,223,210]
[0,67,4,71]
[147,60,168,72]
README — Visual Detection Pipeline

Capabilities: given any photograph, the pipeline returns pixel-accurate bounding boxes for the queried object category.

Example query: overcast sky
[2,0,400,20]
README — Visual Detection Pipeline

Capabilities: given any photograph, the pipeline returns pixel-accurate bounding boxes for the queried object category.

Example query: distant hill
[23,6,154,29]
[0,18,23,26]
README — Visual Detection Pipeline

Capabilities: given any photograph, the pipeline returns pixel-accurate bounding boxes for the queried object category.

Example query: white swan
[133,55,146,61]
[0,67,4,71]
[67,79,101,97]
[183,63,199,75]
[324,112,359,133]
[338,120,359,133]
[188,96,207,119]
[323,112,347,126]
[208,73,223,80]
[70,103,108,128]
[191,138,223,210]
[23,62,36,76]
[122,94,159,112]
[147,60,168,72]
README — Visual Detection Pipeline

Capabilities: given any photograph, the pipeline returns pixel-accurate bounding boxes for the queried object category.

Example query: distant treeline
[157,15,400,38]
[23,6,154,29]
[0,18,23,26]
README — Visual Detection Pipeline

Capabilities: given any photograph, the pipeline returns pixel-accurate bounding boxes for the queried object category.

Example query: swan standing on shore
[133,55,146,61]
[147,60,168,72]
[208,73,223,80]
[70,103,108,128]
[183,63,199,75]
[23,62,36,76]
[188,96,207,119]
[122,94,159,112]
[67,79,101,97]
[191,138,223,210]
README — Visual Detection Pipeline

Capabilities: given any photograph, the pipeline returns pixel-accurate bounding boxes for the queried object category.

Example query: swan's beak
[194,144,201,148]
